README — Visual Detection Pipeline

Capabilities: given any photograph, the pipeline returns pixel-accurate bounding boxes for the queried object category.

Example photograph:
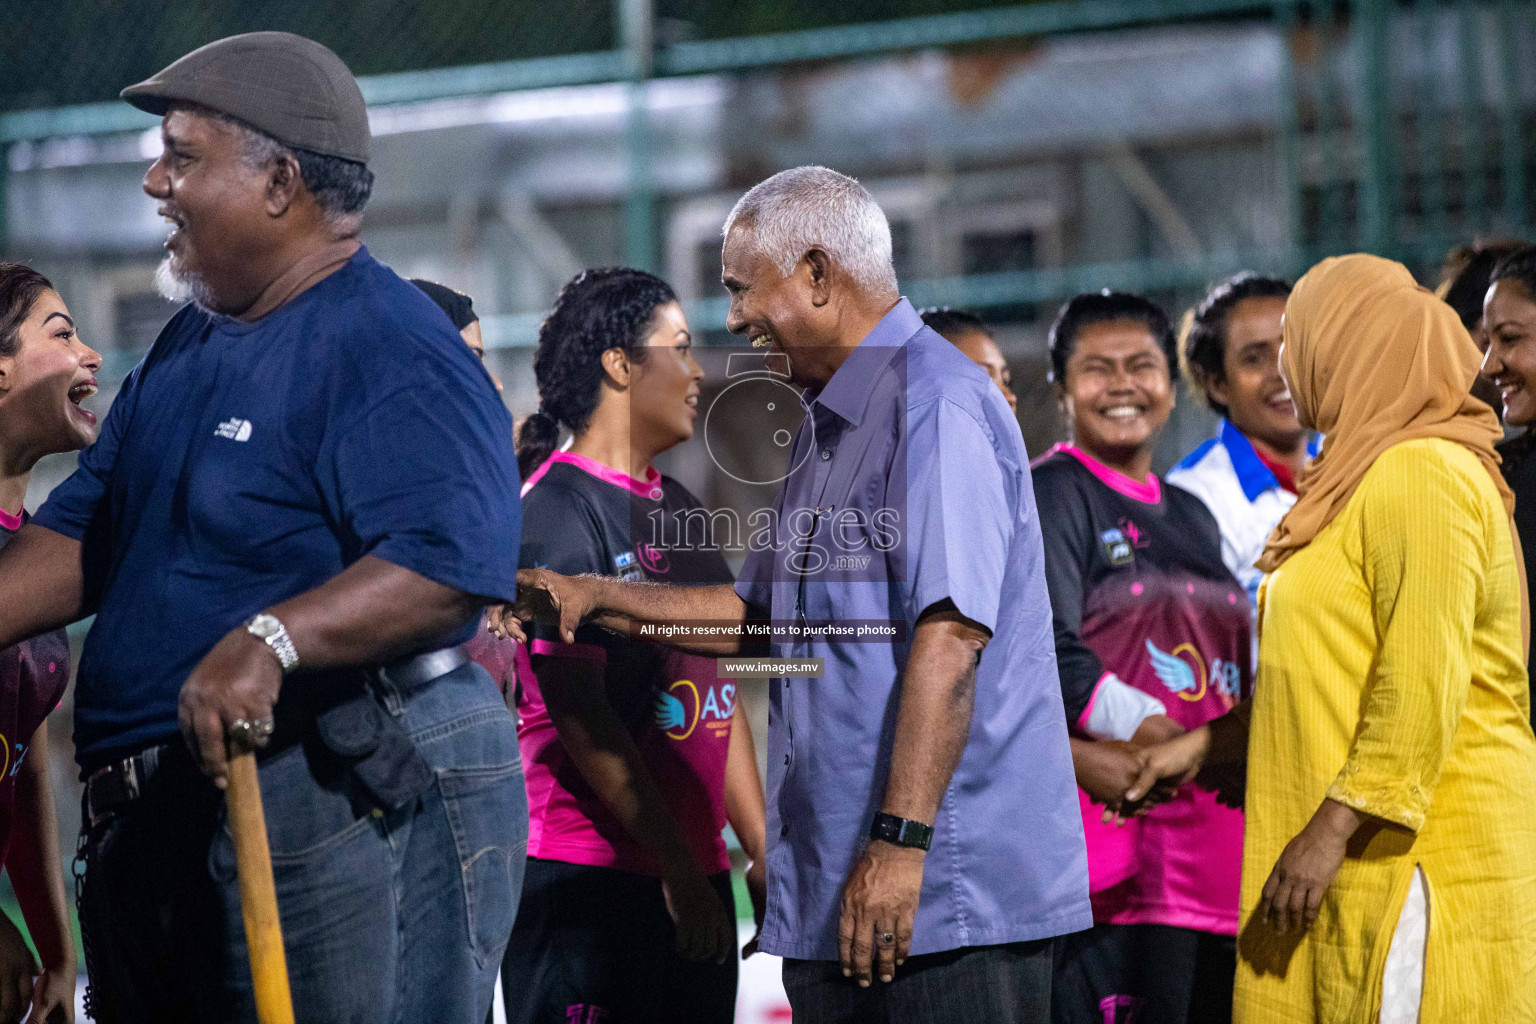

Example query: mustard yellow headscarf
[1257,253,1515,573]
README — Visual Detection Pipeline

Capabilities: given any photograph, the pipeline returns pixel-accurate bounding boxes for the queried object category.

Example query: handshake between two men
[491,568,1247,825]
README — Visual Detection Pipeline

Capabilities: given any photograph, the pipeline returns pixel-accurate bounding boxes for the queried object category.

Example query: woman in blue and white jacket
[1167,273,1317,618]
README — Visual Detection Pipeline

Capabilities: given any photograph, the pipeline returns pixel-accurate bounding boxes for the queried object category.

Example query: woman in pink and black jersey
[496,268,767,1024]
[0,263,101,1024]
[1033,292,1252,1024]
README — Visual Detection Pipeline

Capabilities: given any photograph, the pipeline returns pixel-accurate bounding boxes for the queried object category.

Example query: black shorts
[499,857,738,1024]
[1051,923,1235,1024]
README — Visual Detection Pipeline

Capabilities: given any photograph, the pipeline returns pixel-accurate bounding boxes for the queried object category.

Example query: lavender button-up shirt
[736,299,1091,961]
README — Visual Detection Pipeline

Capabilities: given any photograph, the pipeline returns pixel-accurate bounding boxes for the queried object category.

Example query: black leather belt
[375,646,469,692]
[84,645,470,827]
[84,744,171,829]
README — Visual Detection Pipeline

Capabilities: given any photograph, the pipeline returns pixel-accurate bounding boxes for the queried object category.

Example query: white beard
[154,254,214,309]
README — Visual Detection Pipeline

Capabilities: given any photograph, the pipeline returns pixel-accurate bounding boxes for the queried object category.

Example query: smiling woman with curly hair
[498,267,767,1024]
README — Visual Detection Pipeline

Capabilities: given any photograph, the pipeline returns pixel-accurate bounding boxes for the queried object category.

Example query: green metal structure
[1,0,1532,340]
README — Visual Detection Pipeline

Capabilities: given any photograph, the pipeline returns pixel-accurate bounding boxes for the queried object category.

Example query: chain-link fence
[2,0,1119,113]
[7,1,1532,265]
[3,0,1533,395]
[1,9,1533,1015]
[1286,0,1534,267]
[1,0,613,111]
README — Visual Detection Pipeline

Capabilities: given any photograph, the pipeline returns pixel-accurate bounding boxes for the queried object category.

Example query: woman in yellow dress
[1135,253,1536,1021]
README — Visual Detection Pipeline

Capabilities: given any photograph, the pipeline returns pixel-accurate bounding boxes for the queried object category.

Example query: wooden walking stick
[226,741,297,1024]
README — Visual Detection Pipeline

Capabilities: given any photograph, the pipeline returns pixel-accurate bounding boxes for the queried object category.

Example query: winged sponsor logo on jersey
[1146,638,1207,701]
[1100,528,1134,566]
[0,734,25,779]
[1145,639,1242,702]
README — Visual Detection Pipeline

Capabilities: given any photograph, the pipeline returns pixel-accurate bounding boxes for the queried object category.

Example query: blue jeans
[78,663,528,1024]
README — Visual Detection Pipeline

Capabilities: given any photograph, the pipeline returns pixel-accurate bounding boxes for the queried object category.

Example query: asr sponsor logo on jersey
[1145,638,1241,702]
[651,680,735,740]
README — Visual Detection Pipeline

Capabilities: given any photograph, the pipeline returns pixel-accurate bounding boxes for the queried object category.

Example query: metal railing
[3,0,1533,343]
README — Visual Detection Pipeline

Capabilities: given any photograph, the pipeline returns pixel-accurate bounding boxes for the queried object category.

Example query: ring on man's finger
[228,716,276,749]
[879,932,895,946]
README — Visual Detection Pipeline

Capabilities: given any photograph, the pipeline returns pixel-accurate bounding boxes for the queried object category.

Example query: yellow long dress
[1239,438,1536,1022]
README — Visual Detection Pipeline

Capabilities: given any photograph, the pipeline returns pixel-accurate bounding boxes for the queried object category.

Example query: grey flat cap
[122,32,369,164]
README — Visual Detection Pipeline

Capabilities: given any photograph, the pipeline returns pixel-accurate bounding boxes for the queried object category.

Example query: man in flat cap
[0,32,526,1023]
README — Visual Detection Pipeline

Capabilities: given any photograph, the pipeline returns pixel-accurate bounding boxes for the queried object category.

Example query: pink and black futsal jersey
[1033,444,1252,935]
[0,511,68,864]
[514,451,736,878]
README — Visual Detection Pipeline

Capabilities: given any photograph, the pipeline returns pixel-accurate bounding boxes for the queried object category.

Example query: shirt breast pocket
[802,474,894,625]
[821,502,894,576]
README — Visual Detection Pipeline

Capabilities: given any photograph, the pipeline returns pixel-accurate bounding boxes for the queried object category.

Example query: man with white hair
[504,165,1090,1021]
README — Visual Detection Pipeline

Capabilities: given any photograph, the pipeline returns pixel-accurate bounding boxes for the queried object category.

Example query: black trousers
[781,938,1054,1024]
[1051,924,1235,1024]
[75,745,228,1024]
[499,857,738,1024]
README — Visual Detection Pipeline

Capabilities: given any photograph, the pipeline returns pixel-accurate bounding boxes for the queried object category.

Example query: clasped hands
[487,568,590,644]
[1086,715,1350,936]
[1075,716,1214,825]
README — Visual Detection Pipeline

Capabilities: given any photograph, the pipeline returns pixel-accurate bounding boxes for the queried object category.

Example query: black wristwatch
[869,812,933,851]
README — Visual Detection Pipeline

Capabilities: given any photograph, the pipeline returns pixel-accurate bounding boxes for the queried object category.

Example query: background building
[3,1,1533,1019]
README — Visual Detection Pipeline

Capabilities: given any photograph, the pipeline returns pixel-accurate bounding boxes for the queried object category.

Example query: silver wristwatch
[246,613,300,674]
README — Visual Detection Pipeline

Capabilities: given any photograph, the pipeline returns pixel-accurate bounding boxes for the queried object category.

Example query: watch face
[248,614,281,639]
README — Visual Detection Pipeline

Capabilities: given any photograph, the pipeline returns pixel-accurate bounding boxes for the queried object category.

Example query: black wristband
[869,812,933,851]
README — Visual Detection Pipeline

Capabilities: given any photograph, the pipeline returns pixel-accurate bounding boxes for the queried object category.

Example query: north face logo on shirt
[215,418,253,442]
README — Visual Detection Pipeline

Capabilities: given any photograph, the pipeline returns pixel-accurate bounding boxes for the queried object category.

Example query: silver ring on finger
[228,718,255,747]
[227,715,275,750]
[879,932,895,946]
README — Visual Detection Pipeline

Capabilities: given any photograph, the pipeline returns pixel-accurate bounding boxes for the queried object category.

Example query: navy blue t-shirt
[34,247,521,768]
